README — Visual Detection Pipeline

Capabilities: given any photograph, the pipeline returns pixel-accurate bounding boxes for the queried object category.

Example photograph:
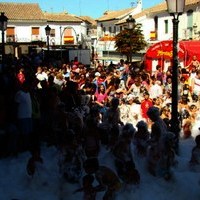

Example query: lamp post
[45,25,51,57]
[126,15,135,62]
[0,12,8,71]
[166,0,185,153]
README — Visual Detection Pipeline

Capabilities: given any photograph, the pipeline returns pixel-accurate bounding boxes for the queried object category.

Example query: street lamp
[166,0,185,153]
[126,15,136,29]
[45,25,51,56]
[126,15,135,62]
[0,12,8,71]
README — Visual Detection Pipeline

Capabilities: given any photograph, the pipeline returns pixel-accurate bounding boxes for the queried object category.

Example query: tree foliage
[115,24,147,60]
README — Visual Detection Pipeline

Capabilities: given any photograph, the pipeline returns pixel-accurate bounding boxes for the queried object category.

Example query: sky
[0,120,200,200]
[1,0,164,18]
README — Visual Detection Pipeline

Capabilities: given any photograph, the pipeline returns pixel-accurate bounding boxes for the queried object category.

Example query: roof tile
[135,0,200,18]
[116,0,200,24]
[78,16,97,26]
[44,12,82,22]
[97,7,135,21]
[0,2,45,21]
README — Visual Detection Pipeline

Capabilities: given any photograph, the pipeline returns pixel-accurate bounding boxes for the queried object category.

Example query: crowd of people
[1,54,200,199]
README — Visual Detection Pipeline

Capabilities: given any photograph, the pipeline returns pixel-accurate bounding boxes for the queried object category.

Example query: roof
[135,0,200,18]
[185,0,200,6]
[116,0,200,25]
[134,1,167,19]
[0,2,45,21]
[96,7,134,22]
[78,16,97,26]
[44,12,82,23]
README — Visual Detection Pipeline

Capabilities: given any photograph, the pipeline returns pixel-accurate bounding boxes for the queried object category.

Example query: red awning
[144,40,200,71]
[179,40,200,64]
[145,40,185,59]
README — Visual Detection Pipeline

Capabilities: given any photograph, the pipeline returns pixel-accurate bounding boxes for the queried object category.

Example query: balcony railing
[31,35,41,41]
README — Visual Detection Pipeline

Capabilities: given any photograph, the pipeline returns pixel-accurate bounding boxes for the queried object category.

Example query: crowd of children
[1,54,200,199]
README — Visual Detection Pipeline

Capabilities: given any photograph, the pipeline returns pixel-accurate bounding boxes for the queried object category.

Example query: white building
[133,0,200,42]
[0,2,93,60]
[95,0,142,62]
[95,0,200,63]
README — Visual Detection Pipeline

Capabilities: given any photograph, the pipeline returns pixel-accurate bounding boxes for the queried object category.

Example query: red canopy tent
[144,40,200,72]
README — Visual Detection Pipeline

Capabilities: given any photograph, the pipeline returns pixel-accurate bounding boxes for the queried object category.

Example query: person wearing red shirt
[141,92,153,123]
[16,68,25,86]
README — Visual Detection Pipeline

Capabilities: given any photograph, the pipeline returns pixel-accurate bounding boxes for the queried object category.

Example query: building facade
[0,2,93,60]
[95,0,200,62]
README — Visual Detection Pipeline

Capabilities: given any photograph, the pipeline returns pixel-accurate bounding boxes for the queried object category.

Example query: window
[113,26,116,34]
[103,27,106,34]
[154,16,158,40]
[7,27,15,36]
[154,16,158,31]
[6,27,15,42]
[109,26,112,34]
[50,29,55,37]
[187,10,193,29]
[63,28,74,44]
[32,27,39,35]
[87,28,90,35]
[187,10,193,39]
[164,20,168,34]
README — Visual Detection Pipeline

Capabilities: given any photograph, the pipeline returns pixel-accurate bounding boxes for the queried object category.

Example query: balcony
[31,35,41,42]
[150,31,157,41]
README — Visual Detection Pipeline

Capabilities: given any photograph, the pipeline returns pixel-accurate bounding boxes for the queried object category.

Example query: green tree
[115,23,147,62]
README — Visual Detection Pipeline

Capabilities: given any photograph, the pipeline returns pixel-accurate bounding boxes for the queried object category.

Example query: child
[189,104,198,123]
[140,92,153,128]
[102,97,123,149]
[112,124,140,185]
[190,134,200,166]
[182,118,192,139]
[83,158,122,200]
[83,108,101,158]
[58,129,83,183]
[134,120,150,156]
[74,174,97,200]
[189,134,200,180]
[26,147,43,177]
[146,107,176,180]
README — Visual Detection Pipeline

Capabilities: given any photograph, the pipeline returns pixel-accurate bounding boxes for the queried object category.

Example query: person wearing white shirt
[126,95,142,126]
[126,76,142,101]
[149,78,163,99]
[15,81,33,150]
[35,66,48,89]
